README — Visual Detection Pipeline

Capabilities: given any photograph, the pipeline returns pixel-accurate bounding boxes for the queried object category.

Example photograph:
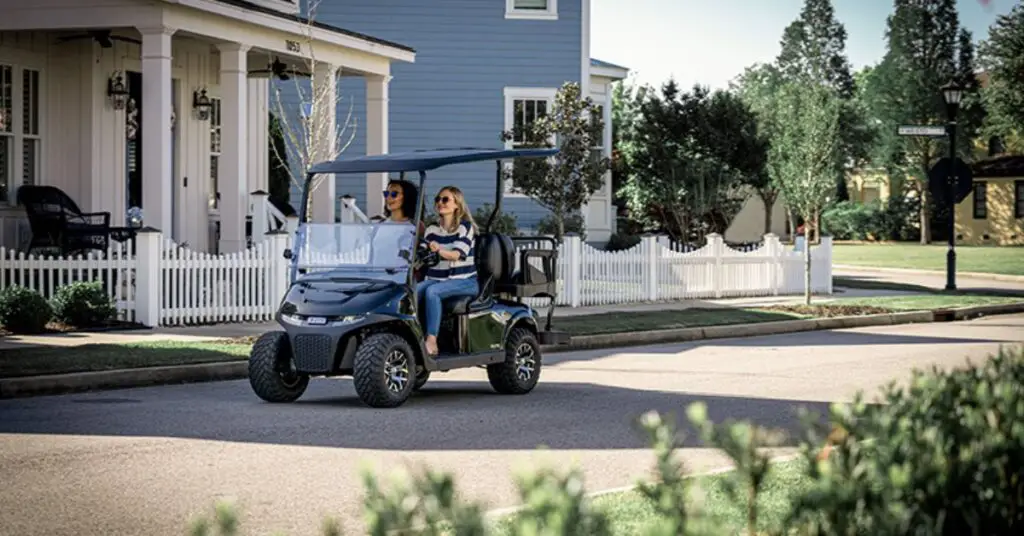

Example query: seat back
[473,232,515,302]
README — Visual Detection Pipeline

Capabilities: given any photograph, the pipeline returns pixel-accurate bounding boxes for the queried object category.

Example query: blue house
[294,0,628,242]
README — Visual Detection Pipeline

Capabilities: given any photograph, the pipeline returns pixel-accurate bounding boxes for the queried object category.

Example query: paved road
[2,316,1023,536]
[834,267,1024,294]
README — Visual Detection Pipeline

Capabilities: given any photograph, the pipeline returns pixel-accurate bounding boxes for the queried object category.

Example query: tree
[618,80,767,243]
[500,81,609,240]
[864,0,984,244]
[609,77,650,213]
[775,0,873,213]
[266,0,358,220]
[730,63,784,236]
[977,2,1024,153]
[768,82,843,305]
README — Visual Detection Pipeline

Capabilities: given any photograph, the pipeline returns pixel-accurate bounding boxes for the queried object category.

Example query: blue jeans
[416,277,479,337]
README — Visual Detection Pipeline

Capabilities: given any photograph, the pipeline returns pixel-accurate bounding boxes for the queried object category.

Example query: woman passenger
[415,186,479,355]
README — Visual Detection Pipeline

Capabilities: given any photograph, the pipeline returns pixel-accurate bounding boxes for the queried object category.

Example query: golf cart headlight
[281,313,303,326]
[330,315,365,326]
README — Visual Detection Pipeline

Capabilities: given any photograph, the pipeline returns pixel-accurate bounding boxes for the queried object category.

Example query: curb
[834,264,1024,283]
[3,303,1024,399]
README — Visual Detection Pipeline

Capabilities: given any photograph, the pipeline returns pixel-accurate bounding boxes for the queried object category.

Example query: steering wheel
[398,245,441,269]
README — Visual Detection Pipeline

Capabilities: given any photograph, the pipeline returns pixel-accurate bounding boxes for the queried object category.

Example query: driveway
[2,314,1022,535]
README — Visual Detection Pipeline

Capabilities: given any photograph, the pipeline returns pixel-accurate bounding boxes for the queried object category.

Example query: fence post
[706,233,724,298]
[266,229,290,309]
[250,190,268,244]
[764,233,782,296]
[563,234,582,307]
[820,235,833,294]
[134,227,162,327]
[641,235,658,301]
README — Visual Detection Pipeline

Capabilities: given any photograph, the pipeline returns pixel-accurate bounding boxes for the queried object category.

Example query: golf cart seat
[442,232,512,314]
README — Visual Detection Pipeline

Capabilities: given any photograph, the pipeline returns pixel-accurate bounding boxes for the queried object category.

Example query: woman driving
[415,186,479,356]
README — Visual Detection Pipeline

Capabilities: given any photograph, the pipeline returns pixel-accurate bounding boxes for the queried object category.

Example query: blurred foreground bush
[190,344,1024,535]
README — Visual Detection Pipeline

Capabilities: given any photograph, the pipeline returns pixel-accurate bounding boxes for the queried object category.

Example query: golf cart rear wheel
[248,331,309,403]
[413,368,430,391]
[352,332,416,408]
[487,327,541,394]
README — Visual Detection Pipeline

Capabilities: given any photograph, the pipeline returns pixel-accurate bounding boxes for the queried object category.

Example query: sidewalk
[0,286,908,350]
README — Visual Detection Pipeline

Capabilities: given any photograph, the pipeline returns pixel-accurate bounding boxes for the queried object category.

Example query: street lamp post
[942,80,963,291]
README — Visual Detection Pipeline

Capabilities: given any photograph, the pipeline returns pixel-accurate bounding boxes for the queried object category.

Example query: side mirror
[283,249,292,260]
[398,249,411,261]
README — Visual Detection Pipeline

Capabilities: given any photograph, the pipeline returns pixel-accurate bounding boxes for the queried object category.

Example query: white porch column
[217,43,251,253]
[310,62,338,223]
[139,26,176,234]
[247,77,269,194]
[365,75,389,217]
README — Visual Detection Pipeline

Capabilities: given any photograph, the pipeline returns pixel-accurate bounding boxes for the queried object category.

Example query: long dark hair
[384,178,421,220]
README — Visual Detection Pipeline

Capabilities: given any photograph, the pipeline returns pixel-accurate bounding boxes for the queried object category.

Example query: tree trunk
[918,184,931,244]
[758,190,777,235]
[787,209,795,243]
[557,214,565,241]
[804,229,812,306]
[813,209,821,244]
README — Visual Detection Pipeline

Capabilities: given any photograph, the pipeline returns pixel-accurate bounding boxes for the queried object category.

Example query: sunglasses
[434,195,451,205]
[383,190,401,199]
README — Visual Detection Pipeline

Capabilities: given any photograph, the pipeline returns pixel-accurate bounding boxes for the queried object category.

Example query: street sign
[898,125,947,137]
[928,157,974,205]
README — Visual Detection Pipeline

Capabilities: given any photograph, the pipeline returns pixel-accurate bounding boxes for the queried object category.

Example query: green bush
[537,213,586,240]
[822,197,920,242]
[50,281,117,327]
[604,233,641,251]
[187,344,1024,536]
[0,285,53,334]
[474,203,521,236]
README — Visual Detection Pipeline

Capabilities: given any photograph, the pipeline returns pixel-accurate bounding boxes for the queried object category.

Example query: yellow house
[847,168,892,205]
[955,155,1024,245]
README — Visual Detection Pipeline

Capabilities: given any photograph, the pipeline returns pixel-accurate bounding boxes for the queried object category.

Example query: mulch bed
[760,304,894,317]
[0,319,150,338]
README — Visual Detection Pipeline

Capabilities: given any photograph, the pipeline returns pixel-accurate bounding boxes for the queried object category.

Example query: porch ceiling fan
[248,57,311,81]
[55,29,141,48]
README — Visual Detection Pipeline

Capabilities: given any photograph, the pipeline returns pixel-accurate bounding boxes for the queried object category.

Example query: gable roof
[212,0,416,54]
[590,58,629,80]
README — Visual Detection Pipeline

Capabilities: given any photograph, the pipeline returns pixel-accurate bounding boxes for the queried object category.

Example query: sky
[589,0,1018,90]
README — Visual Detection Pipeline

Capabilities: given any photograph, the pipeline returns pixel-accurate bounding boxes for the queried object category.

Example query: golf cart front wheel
[487,327,541,394]
[248,331,309,403]
[413,367,430,391]
[352,332,416,408]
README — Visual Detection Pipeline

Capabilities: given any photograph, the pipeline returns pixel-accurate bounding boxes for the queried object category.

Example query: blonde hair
[437,185,476,233]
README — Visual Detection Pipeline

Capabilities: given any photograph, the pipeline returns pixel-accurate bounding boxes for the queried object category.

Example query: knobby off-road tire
[352,332,416,408]
[487,327,541,394]
[248,331,309,403]
[413,367,430,391]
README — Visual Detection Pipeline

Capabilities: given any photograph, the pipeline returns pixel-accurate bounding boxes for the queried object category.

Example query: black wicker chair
[16,185,113,256]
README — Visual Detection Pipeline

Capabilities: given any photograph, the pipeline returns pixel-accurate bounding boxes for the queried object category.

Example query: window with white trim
[505,0,558,20]
[0,63,41,205]
[503,87,556,195]
[209,97,221,211]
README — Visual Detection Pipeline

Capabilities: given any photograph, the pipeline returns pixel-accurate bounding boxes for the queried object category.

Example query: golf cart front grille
[292,334,335,373]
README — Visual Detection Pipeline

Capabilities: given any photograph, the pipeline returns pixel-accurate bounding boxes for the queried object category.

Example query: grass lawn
[2,293,1020,378]
[832,243,1024,276]
[492,459,812,536]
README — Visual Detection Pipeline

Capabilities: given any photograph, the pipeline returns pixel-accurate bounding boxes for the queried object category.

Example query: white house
[0,0,415,254]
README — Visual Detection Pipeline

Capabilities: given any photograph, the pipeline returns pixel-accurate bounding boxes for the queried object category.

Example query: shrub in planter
[537,213,586,241]
[604,232,641,251]
[50,281,117,327]
[0,285,53,334]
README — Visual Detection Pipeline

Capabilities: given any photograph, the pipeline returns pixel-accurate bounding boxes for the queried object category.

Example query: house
[0,0,415,254]
[955,155,1024,245]
[297,0,629,243]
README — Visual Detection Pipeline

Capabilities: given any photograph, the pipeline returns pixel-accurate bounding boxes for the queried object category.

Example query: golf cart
[247,148,572,408]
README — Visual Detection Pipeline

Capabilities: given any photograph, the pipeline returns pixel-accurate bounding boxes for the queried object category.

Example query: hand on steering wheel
[417,245,442,268]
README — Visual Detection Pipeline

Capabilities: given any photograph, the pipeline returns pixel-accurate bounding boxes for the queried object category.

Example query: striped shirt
[423,219,476,280]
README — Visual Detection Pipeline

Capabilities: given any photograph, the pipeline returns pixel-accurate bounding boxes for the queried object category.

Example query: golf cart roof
[307,147,559,174]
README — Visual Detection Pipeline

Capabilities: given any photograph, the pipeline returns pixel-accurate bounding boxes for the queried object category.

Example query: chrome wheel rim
[515,343,536,382]
[384,349,410,392]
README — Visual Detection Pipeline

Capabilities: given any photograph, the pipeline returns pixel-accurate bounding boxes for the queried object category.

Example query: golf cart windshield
[292,221,416,281]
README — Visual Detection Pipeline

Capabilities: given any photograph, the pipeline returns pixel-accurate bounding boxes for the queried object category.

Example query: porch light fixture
[107,72,129,110]
[193,88,213,121]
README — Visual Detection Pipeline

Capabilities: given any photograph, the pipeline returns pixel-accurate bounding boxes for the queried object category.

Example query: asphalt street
[2,314,1023,536]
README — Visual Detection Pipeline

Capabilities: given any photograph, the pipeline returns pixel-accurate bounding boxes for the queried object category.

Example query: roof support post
[365,74,390,217]
[217,41,252,253]
[139,26,177,236]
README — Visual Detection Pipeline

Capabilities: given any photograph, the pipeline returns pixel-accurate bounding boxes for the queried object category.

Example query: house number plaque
[286,40,301,53]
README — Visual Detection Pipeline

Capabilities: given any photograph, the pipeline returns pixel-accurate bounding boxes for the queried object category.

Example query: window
[503,87,556,195]
[209,97,221,210]
[0,63,40,205]
[973,181,987,219]
[1015,180,1024,219]
[505,0,557,20]
[590,103,608,195]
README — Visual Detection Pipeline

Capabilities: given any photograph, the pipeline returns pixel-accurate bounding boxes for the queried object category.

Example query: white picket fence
[0,230,832,327]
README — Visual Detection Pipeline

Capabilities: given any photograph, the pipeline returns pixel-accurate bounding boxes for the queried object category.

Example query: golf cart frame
[248,148,570,408]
